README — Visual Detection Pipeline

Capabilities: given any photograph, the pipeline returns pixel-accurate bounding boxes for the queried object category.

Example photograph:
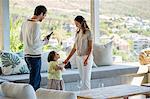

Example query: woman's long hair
[74,15,89,34]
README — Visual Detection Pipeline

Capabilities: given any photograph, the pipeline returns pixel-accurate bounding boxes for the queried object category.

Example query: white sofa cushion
[93,41,113,66]
[1,82,36,99]
[0,50,29,75]
[36,88,77,99]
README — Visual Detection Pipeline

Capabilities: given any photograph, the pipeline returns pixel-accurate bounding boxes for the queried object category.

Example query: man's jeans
[25,57,41,90]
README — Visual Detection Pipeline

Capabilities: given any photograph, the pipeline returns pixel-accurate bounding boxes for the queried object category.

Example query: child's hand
[58,66,63,70]
[55,66,63,71]
[58,63,66,70]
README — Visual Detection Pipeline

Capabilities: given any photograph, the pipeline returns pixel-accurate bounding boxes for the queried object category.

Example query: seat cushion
[36,88,77,99]
[1,82,36,99]
[93,41,113,66]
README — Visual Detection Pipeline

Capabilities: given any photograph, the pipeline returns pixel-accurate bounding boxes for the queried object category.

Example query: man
[20,5,48,90]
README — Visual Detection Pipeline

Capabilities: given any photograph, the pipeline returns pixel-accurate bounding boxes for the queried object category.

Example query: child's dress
[47,61,64,90]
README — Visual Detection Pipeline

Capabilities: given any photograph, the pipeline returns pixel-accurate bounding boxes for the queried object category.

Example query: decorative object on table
[139,48,150,65]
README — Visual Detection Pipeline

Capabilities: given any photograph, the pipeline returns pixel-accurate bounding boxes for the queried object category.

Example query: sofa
[0,42,150,91]
[0,41,113,76]
[0,82,36,99]
[0,82,77,99]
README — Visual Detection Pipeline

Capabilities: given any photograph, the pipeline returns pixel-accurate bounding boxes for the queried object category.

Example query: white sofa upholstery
[0,82,77,99]
[0,82,36,99]
[36,88,77,99]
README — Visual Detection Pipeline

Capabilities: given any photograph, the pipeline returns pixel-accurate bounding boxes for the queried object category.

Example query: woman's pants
[76,53,93,90]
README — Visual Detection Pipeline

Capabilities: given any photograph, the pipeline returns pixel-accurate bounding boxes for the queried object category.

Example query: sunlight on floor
[129,95,146,99]
[131,76,144,86]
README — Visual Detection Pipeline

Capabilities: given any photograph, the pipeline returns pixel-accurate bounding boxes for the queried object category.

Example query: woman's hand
[63,59,68,65]
[84,58,88,66]
[83,55,88,66]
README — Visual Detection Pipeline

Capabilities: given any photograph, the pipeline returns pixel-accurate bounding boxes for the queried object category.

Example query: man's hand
[43,37,49,45]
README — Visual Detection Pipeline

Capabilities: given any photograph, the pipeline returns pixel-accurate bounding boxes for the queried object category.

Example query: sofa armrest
[1,82,36,99]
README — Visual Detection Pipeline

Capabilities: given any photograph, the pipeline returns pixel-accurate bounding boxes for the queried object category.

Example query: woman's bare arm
[64,45,76,64]
[84,40,93,65]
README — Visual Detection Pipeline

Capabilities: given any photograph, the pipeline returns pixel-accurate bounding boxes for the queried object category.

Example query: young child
[47,51,65,90]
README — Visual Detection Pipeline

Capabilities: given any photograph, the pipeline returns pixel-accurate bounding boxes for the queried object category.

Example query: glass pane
[9,0,90,58]
[100,0,150,63]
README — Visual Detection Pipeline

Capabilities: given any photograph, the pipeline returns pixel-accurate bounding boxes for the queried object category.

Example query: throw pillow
[0,50,29,75]
[15,51,24,58]
[41,51,49,72]
[93,41,113,66]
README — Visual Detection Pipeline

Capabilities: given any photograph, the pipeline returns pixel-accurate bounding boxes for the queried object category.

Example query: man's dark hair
[34,5,47,16]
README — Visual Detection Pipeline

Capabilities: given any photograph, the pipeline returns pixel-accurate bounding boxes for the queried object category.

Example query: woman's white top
[75,29,93,56]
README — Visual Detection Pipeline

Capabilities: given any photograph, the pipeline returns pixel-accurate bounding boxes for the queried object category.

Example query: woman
[64,15,93,90]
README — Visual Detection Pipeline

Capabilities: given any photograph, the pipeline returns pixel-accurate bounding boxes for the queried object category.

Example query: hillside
[101,0,150,19]
[10,0,150,20]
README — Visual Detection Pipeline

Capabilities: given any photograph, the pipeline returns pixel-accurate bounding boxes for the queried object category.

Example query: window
[100,0,150,63]
[9,0,90,57]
